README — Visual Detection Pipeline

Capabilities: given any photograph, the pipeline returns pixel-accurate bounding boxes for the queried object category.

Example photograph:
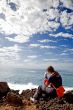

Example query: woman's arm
[44,72,48,79]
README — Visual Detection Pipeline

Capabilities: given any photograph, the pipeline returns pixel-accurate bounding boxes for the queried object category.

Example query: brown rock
[0,87,73,110]
[0,82,10,98]
[6,92,23,106]
[21,89,36,100]
[64,90,73,103]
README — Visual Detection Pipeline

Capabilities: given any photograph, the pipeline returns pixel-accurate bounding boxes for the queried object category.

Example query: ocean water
[0,68,73,93]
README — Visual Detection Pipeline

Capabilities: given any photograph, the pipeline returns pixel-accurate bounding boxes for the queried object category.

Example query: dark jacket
[49,72,62,88]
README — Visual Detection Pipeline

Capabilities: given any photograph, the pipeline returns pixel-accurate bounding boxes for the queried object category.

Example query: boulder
[0,82,10,98]
[64,90,73,103]
[21,89,36,100]
[6,92,23,106]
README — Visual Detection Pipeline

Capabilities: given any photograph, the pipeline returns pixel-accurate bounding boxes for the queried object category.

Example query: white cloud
[0,0,73,71]
[49,32,73,38]
[29,44,40,48]
[69,13,73,25]
[0,0,59,35]
[29,43,56,49]
[64,48,73,52]
[6,35,29,43]
[39,39,50,43]
[24,59,31,63]
[40,45,56,49]
[38,39,56,43]
[43,58,58,62]
[60,53,68,56]
[23,55,38,64]
[0,0,72,38]
[61,0,73,10]
[47,8,59,20]
[0,44,21,65]
[0,44,21,53]
[60,11,73,28]
[0,19,14,34]
[27,55,37,59]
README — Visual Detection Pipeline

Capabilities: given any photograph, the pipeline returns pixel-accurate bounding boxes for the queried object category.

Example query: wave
[8,82,38,94]
[64,87,73,92]
[8,83,73,94]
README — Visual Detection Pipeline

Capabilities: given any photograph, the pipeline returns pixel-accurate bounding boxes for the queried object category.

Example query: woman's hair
[47,66,55,73]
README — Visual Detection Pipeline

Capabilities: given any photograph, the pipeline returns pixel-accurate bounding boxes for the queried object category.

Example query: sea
[0,68,73,93]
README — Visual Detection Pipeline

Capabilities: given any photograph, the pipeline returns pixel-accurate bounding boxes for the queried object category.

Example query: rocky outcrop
[64,90,73,103]
[6,92,23,106]
[0,82,73,110]
[21,89,36,100]
[21,89,73,110]
[0,82,10,98]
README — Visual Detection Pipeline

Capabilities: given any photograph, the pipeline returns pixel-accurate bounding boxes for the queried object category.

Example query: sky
[0,0,73,71]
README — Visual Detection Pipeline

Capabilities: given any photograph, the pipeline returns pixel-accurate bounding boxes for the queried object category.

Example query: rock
[21,89,36,100]
[23,89,73,110]
[6,92,23,106]
[11,89,19,95]
[64,90,73,103]
[0,82,10,98]
[0,88,73,110]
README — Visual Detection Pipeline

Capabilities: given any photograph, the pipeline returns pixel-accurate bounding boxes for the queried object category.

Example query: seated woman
[30,66,65,102]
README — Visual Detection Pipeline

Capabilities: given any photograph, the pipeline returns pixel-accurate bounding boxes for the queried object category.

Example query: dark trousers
[33,85,56,100]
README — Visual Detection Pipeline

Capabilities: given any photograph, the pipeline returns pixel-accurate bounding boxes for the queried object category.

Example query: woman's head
[47,66,55,74]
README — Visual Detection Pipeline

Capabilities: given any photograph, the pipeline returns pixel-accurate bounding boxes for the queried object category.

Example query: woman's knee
[38,85,46,92]
[38,85,42,91]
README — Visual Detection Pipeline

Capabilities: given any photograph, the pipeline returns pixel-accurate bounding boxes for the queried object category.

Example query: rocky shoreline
[0,82,73,110]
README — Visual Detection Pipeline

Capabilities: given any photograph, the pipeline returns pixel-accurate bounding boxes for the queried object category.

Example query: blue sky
[0,0,73,71]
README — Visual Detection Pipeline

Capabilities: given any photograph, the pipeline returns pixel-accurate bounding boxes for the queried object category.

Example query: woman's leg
[33,85,56,100]
[45,87,56,98]
[45,87,54,93]
[33,85,46,100]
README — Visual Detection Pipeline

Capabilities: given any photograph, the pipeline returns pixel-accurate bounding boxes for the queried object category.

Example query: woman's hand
[44,79,49,87]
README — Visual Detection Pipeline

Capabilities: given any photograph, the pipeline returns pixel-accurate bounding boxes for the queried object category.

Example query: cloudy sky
[0,0,73,71]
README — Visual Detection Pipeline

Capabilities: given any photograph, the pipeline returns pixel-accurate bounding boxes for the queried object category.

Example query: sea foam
[8,82,38,94]
[8,83,73,94]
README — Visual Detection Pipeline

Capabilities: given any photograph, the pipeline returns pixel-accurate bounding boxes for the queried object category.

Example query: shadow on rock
[0,82,10,98]
[64,90,73,104]
[6,92,23,106]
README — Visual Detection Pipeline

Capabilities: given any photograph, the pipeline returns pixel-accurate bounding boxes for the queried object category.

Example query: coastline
[0,82,73,110]
[8,82,73,94]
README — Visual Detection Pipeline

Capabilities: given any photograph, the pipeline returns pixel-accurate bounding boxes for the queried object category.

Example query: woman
[30,66,65,102]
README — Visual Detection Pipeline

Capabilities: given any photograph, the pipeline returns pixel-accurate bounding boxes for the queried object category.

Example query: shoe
[30,97,38,104]
[30,97,35,102]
